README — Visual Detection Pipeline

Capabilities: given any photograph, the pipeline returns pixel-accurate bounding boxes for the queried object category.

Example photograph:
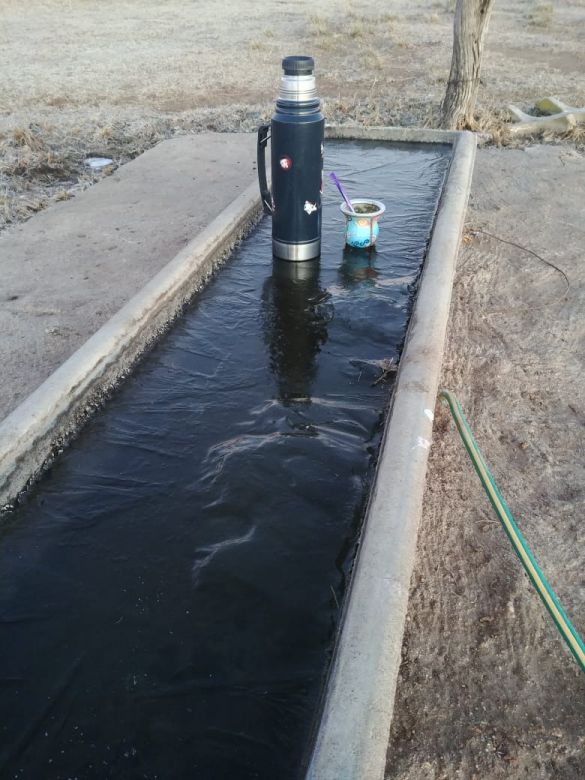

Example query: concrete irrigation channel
[0,128,475,779]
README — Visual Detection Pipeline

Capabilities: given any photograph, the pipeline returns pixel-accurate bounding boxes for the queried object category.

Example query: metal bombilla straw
[328,171,354,212]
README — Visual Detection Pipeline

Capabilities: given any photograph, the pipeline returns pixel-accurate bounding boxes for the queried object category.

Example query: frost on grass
[1,0,584,231]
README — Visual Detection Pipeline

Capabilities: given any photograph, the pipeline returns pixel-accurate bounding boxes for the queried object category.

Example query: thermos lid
[282,56,314,75]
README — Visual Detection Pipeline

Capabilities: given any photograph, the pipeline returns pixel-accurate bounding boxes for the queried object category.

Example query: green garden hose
[439,389,585,674]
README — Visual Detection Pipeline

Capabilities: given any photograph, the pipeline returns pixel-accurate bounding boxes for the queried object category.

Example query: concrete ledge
[306,131,476,780]
[326,125,459,144]
[0,134,256,421]
[0,181,262,508]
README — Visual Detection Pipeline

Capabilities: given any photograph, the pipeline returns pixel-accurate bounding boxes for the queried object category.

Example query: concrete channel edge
[0,126,476,778]
[306,129,477,780]
[0,180,262,508]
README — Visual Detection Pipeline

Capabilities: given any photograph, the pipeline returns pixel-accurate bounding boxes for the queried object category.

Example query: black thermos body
[257,56,324,261]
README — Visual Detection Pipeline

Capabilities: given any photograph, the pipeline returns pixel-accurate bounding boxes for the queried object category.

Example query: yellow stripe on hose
[440,389,585,672]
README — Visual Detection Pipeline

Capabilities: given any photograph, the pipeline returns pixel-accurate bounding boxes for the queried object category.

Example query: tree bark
[440,0,495,130]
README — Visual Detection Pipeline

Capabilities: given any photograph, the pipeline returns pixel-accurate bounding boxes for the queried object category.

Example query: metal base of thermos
[272,238,321,262]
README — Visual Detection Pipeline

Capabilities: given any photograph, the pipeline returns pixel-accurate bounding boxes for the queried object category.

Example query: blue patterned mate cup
[340,199,386,249]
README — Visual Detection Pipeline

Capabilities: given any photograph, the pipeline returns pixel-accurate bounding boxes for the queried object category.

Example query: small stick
[330,585,340,610]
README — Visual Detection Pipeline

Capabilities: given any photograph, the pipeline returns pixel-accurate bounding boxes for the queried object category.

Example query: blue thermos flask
[257,56,324,261]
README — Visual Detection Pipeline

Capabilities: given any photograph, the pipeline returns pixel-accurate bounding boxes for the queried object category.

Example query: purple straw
[328,171,354,213]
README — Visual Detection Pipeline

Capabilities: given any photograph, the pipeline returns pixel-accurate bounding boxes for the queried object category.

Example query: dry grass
[1,0,584,232]
[543,124,585,150]
[0,107,274,229]
[526,1,555,28]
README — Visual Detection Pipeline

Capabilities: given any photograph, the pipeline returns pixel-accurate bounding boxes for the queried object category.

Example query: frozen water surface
[0,141,450,779]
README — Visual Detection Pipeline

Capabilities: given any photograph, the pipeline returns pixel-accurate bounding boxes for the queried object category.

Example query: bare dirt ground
[1,0,584,231]
[2,1,585,778]
[386,145,585,779]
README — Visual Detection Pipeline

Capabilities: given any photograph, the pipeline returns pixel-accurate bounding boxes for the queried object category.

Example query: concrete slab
[0,133,256,420]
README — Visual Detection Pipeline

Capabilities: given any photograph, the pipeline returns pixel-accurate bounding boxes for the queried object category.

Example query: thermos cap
[282,56,314,75]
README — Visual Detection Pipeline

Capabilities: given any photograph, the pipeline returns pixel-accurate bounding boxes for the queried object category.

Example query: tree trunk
[440,0,495,130]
